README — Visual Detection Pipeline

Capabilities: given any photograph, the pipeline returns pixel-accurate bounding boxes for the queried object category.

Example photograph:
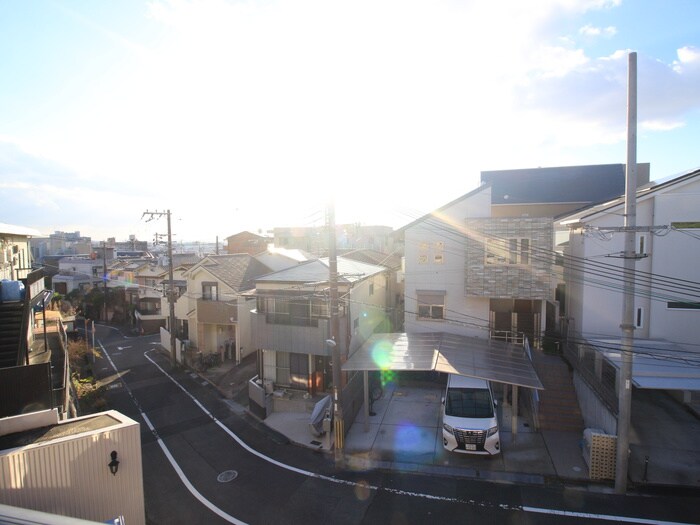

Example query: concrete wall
[574,372,617,435]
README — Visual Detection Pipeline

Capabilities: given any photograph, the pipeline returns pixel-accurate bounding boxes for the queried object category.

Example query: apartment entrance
[490,299,542,347]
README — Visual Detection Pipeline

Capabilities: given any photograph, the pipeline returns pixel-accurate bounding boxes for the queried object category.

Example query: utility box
[583,428,617,480]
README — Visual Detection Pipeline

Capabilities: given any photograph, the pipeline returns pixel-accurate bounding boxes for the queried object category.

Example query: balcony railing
[196,298,238,324]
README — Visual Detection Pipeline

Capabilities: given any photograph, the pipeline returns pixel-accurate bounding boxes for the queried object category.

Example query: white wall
[569,176,700,347]
[404,187,492,338]
[348,272,389,355]
[647,190,700,346]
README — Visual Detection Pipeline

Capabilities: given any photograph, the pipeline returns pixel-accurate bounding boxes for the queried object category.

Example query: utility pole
[615,51,637,494]
[328,199,344,455]
[143,210,178,368]
[102,242,108,322]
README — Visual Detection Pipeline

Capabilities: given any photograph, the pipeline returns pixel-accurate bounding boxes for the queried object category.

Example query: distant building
[224,231,270,255]
[271,224,395,255]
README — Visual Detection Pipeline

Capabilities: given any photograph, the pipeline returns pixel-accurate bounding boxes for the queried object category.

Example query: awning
[590,338,700,391]
[343,332,544,390]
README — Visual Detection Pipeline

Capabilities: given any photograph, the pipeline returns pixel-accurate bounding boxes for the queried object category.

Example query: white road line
[100,342,245,524]
[100,341,697,525]
[523,506,693,524]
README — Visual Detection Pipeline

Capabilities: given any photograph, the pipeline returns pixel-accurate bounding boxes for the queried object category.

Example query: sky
[1,0,699,243]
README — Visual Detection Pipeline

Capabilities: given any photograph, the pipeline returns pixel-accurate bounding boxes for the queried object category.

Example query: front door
[290,352,310,390]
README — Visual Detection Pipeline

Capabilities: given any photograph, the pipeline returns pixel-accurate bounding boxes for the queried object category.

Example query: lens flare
[370,340,393,369]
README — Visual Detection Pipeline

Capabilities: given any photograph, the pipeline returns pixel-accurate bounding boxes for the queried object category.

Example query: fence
[563,336,619,416]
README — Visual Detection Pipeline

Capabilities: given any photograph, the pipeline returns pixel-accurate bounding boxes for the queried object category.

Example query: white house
[560,167,700,347]
[250,257,389,397]
[558,167,700,431]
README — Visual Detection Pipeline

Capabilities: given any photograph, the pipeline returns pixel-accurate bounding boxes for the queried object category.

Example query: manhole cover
[217,470,238,483]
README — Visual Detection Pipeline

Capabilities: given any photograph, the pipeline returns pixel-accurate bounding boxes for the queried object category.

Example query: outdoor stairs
[0,301,24,368]
[531,349,585,433]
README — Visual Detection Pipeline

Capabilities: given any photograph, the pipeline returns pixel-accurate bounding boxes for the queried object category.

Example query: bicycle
[369,372,384,416]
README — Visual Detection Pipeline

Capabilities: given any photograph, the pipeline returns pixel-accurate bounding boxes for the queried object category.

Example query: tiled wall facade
[465,217,552,299]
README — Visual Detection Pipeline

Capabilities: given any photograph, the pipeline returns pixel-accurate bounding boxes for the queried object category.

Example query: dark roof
[195,254,273,292]
[557,166,700,223]
[482,163,649,205]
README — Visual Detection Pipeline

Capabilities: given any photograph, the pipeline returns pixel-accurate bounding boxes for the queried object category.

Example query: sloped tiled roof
[191,254,273,292]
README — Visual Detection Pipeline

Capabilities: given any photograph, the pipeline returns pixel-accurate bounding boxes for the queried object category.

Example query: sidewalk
[194,354,700,493]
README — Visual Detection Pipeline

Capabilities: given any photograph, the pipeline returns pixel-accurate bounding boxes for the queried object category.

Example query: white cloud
[579,24,616,37]
[6,0,698,241]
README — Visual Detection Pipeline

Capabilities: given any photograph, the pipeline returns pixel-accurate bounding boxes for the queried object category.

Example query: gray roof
[343,332,543,389]
[589,338,700,391]
[192,254,273,292]
[255,256,386,284]
[557,166,700,224]
[481,163,649,206]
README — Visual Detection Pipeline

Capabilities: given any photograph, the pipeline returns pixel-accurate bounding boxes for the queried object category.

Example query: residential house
[52,256,105,295]
[339,248,405,332]
[249,256,390,419]
[133,261,168,334]
[558,167,700,432]
[1,223,40,282]
[176,254,276,364]
[1,225,72,421]
[401,163,650,347]
[224,230,270,255]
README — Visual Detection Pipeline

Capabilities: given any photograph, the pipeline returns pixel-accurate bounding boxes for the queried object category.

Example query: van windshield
[445,388,494,418]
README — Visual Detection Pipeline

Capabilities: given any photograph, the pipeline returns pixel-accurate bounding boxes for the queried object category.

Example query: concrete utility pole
[616,51,637,494]
[102,242,108,322]
[143,209,178,368]
[328,200,344,454]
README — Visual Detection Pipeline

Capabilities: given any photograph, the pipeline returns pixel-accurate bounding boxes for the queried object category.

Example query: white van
[441,374,500,455]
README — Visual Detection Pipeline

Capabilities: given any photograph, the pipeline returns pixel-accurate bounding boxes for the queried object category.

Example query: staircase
[0,302,24,368]
[531,349,585,432]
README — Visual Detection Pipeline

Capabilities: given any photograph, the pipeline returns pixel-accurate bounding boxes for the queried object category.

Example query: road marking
[522,506,692,524]
[100,341,245,525]
[101,341,697,525]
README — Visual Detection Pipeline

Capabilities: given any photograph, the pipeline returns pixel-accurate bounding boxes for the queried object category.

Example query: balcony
[196,298,238,324]
[250,309,348,356]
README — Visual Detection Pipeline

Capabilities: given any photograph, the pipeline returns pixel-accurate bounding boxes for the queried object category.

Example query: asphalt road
[92,326,700,525]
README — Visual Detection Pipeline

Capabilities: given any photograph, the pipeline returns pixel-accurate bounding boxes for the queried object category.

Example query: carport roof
[342,332,544,390]
[589,338,700,391]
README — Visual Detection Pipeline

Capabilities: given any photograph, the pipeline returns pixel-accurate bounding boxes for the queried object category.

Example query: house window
[259,295,327,326]
[635,307,644,328]
[418,254,428,264]
[417,291,445,320]
[434,254,444,264]
[202,282,218,300]
[485,238,530,265]
[637,235,646,256]
[667,301,700,310]
[369,283,374,296]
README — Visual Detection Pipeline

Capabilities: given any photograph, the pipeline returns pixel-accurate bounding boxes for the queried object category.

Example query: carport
[342,332,544,435]
[589,338,700,391]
